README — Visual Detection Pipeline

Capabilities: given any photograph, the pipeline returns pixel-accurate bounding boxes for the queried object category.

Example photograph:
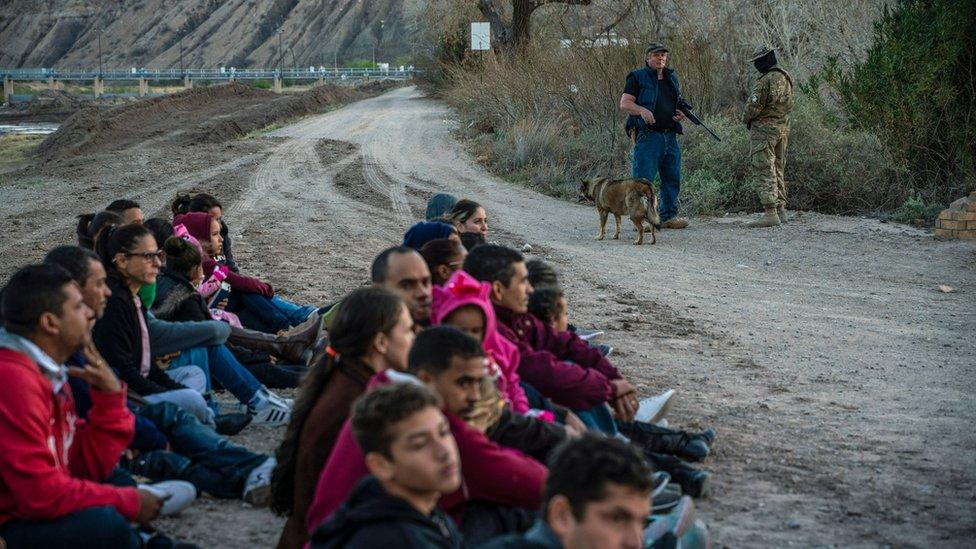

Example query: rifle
[677,98,721,141]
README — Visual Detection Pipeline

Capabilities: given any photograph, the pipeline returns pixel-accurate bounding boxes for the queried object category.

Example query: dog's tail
[636,179,661,227]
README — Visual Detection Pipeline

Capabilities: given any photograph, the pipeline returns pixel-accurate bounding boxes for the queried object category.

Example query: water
[0,123,60,136]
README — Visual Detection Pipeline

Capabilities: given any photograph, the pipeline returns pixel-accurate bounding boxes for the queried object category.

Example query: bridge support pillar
[184,76,193,89]
[3,77,12,106]
[138,77,149,97]
[93,76,104,98]
[228,76,235,84]
[273,77,282,93]
[47,76,55,88]
[317,76,324,87]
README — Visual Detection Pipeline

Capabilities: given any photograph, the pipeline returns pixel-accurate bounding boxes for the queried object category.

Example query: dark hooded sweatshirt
[310,476,465,549]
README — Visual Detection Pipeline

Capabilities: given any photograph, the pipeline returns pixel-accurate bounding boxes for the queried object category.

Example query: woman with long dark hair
[270,288,413,549]
[447,199,489,236]
[91,223,215,426]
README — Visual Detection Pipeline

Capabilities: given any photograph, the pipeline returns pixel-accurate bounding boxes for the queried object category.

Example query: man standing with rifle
[743,45,795,227]
[619,43,690,230]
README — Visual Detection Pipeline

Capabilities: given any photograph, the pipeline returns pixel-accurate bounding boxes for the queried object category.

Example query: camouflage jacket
[743,66,795,131]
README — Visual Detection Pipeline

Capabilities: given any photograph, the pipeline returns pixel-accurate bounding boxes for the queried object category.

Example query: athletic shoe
[138,480,197,516]
[597,344,613,357]
[577,329,605,342]
[635,389,676,424]
[248,388,292,426]
[243,457,276,507]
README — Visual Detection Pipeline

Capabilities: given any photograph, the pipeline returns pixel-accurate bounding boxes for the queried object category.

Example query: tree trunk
[477,0,593,49]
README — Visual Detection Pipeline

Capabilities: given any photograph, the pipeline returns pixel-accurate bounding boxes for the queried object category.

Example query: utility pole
[179,35,184,77]
[278,29,283,75]
[98,29,103,77]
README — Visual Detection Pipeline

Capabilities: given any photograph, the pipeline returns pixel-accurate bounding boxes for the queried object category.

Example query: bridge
[1,66,418,104]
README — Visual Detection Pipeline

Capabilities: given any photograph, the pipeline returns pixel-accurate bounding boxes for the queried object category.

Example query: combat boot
[776,204,788,224]
[747,205,781,228]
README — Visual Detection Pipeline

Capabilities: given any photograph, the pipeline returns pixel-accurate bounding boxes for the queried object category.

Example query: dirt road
[2,85,974,547]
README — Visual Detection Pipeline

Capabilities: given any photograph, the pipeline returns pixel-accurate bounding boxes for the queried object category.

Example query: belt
[638,127,677,134]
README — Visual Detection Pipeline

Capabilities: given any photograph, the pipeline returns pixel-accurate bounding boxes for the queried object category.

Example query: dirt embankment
[36,81,400,161]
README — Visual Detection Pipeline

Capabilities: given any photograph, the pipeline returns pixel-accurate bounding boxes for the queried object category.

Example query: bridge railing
[0,67,418,81]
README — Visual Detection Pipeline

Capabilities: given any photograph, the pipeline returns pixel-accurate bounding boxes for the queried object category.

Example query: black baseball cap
[645,42,669,54]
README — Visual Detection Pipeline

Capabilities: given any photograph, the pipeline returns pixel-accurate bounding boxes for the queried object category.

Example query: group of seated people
[0,191,713,548]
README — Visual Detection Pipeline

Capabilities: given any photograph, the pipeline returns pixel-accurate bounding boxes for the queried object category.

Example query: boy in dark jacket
[311,383,464,549]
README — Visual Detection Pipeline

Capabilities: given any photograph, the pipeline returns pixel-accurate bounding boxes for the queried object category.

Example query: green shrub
[889,193,945,224]
[828,0,976,204]
[252,79,271,89]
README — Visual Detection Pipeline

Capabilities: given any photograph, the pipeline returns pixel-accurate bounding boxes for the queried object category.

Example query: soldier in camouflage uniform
[743,45,795,227]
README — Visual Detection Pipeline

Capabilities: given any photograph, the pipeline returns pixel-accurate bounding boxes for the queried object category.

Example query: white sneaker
[635,389,676,424]
[243,457,275,506]
[577,329,605,342]
[138,480,197,516]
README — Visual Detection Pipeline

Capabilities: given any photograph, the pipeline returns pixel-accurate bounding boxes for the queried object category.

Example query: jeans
[171,344,263,404]
[632,131,682,221]
[131,402,268,499]
[143,365,214,426]
[0,506,141,549]
[228,292,316,333]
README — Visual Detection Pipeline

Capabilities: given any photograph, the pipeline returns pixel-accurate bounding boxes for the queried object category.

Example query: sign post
[471,22,491,51]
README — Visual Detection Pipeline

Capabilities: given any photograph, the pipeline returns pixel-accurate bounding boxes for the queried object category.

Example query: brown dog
[579,177,660,245]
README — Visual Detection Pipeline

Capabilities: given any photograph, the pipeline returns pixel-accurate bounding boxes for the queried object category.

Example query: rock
[786,519,802,529]
[521,243,532,253]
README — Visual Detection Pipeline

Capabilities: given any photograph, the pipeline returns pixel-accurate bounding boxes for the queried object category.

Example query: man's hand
[135,488,165,524]
[563,411,586,438]
[639,108,656,126]
[672,110,686,122]
[610,379,638,422]
[153,352,180,371]
[68,339,122,393]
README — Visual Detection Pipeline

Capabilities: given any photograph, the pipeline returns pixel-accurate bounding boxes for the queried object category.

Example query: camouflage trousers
[749,127,789,207]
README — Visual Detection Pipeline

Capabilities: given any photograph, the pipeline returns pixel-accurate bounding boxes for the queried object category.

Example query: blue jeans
[228,292,316,333]
[632,131,682,221]
[171,345,262,404]
[132,402,268,499]
[0,506,141,549]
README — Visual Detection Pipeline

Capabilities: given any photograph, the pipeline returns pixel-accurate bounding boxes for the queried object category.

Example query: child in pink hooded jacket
[431,270,531,414]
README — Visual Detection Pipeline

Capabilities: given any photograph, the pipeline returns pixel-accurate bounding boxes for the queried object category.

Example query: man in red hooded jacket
[0,264,163,548]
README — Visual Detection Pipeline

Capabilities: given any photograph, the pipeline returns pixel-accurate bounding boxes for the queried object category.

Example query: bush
[889,194,945,224]
[829,0,976,204]
[252,79,272,89]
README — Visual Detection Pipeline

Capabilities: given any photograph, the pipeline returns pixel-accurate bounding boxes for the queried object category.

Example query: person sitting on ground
[76,210,124,249]
[143,218,175,253]
[305,327,547,543]
[90,223,214,426]
[172,191,239,273]
[372,246,434,330]
[426,193,459,221]
[271,288,413,549]
[528,287,569,334]
[420,238,468,286]
[106,199,145,225]
[92,223,292,428]
[525,259,560,291]
[310,383,464,549]
[447,199,489,237]
[459,231,486,252]
[482,435,653,549]
[0,264,167,548]
[173,211,319,334]
[403,220,461,251]
[154,236,319,385]
[464,245,714,497]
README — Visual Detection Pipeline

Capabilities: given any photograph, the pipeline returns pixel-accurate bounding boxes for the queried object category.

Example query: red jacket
[304,371,547,533]
[0,348,140,524]
[493,305,620,410]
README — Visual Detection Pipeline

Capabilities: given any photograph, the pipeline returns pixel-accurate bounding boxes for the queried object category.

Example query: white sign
[471,22,491,51]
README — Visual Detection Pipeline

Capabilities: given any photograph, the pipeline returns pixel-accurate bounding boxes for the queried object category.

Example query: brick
[945,211,976,221]
[958,229,976,239]
[939,219,965,230]
[965,202,976,213]
[968,221,976,230]
[935,228,953,237]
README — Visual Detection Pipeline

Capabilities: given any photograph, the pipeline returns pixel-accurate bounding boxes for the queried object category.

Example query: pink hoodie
[431,270,530,414]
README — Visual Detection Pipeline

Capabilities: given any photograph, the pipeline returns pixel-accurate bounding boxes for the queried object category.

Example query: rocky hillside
[0,0,420,69]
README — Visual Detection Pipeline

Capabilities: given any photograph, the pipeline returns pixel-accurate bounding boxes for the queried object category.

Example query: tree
[477,0,593,47]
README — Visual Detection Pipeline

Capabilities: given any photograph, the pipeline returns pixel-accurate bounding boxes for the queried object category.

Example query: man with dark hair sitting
[0,264,165,548]
[483,434,653,548]
[304,327,546,541]
[310,383,464,548]
[464,245,714,497]
[372,246,434,329]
